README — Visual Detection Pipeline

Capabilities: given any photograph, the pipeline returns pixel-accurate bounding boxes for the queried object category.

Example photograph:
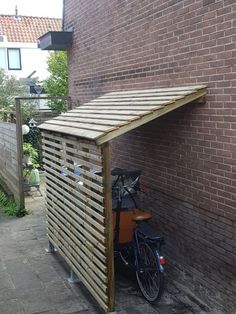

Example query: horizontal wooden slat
[45,171,104,217]
[39,124,103,139]
[43,159,103,195]
[96,91,193,98]
[46,184,105,240]
[89,97,178,103]
[42,132,101,154]
[47,210,107,281]
[43,151,102,178]
[64,145,102,162]
[46,192,106,254]
[71,109,150,116]
[47,197,106,262]
[42,138,62,149]
[44,163,104,203]
[46,182,105,233]
[53,115,128,126]
[45,119,116,133]
[42,144,102,170]
[107,85,206,95]
[47,232,108,308]
[79,105,165,110]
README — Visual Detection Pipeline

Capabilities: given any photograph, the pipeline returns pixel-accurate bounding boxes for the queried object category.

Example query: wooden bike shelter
[39,85,206,313]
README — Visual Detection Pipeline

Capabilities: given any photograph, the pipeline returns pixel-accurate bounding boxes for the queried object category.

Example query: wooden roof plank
[96,91,193,98]
[90,96,182,102]
[45,120,117,133]
[39,123,103,140]
[71,109,150,115]
[77,105,164,110]
[54,112,140,121]
[107,85,206,95]
[53,116,129,126]
[96,88,206,144]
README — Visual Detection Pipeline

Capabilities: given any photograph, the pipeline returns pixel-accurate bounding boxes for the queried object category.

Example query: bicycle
[111,168,165,303]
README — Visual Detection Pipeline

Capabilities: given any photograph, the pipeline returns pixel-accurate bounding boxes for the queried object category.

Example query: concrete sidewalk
[0,190,208,314]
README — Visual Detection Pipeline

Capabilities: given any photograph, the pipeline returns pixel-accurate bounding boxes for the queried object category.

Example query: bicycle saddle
[132,211,152,222]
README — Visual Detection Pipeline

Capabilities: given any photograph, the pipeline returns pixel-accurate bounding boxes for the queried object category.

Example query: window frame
[0,48,7,70]
[7,48,22,70]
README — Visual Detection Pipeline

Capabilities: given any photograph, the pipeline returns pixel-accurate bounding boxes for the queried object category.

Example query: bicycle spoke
[136,242,164,302]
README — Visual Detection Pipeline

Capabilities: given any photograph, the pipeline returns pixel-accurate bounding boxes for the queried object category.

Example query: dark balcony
[38,31,73,51]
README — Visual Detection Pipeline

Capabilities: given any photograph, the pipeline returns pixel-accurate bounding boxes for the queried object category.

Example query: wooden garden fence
[41,132,114,312]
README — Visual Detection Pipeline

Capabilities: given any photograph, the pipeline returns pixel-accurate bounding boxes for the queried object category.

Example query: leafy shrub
[43,51,68,113]
[0,189,18,216]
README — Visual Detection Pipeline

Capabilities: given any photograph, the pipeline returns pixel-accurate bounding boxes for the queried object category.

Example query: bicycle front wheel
[136,242,164,303]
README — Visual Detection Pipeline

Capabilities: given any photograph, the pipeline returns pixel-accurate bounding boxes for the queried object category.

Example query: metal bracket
[68,269,81,284]
[45,241,56,253]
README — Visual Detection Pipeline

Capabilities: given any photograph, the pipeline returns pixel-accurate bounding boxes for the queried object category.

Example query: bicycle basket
[111,168,141,210]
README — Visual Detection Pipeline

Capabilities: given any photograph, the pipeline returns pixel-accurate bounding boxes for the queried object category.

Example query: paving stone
[44,280,72,295]
[49,292,88,313]
[19,288,55,313]
[9,269,43,290]
[0,288,17,302]
[0,299,26,314]
[0,270,15,290]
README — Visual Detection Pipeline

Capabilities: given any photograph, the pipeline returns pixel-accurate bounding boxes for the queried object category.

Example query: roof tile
[0,15,61,43]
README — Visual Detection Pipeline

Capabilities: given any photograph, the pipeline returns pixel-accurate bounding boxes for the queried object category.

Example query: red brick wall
[64,0,236,311]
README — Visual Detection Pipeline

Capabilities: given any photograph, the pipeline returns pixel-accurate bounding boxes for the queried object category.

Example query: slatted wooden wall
[0,122,21,203]
[42,131,114,313]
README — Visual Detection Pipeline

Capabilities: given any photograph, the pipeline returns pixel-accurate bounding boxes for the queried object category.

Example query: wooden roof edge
[95,87,207,145]
[105,84,207,96]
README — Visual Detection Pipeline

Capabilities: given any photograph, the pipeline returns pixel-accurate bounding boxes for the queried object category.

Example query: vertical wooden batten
[102,142,115,313]
[15,98,25,212]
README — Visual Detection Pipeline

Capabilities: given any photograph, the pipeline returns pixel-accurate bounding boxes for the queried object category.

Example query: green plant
[43,51,68,113]
[23,142,39,168]
[23,127,43,167]
[0,69,25,110]
[0,189,18,216]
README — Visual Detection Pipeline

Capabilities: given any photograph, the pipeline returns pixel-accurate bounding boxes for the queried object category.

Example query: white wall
[0,41,50,81]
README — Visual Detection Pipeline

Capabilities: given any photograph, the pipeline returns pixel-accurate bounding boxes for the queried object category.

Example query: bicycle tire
[135,241,164,303]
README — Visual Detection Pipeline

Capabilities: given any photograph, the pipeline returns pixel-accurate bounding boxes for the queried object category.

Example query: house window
[0,48,7,69]
[7,48,21,70]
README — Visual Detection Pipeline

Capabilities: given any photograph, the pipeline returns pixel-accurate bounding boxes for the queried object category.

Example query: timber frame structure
[39,85,207,313]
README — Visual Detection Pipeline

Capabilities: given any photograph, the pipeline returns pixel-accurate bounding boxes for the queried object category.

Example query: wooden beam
[102,142,115,313]
[15,98,25,213]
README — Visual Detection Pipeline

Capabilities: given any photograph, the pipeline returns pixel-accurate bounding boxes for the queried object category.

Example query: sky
[0,0,63,18]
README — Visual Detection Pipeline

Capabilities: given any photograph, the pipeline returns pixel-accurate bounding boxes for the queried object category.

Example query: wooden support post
[67,96,73,111]
[102,142,115,313]
[15,98,25,214]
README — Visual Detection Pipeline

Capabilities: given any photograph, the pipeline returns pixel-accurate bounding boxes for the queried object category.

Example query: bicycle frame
[114,223,164,273]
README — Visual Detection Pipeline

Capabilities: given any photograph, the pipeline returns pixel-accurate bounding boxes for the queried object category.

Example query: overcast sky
[0,0,63,18]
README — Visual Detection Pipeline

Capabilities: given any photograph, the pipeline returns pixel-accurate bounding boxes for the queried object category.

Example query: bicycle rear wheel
[136,242,164,303]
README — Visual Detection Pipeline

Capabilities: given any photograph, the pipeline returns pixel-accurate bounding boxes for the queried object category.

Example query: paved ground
[0,188,210,314]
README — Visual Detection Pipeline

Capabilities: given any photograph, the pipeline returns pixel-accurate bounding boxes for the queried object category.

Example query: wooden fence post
[15,98,25,213]
[102,142,115,313]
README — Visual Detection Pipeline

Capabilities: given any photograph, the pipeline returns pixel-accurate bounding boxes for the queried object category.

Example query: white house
[0,14,61,80]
